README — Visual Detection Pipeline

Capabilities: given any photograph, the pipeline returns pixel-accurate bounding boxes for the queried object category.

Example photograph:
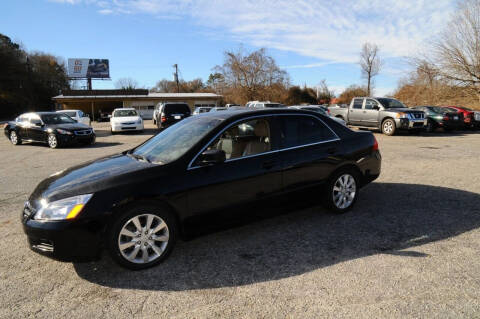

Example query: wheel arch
[104,197,183,238]
[328,163,363,186]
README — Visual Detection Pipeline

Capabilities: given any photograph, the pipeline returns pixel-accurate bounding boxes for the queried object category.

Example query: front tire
[381,119,396,136]
[324,169,359,214]
[9,131,21,145]
[426,120,435,133]
[107,204,177,270]
[47,134,59,148]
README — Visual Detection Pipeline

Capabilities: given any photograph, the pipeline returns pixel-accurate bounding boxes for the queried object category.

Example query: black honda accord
[22,108,381,269]
[4,112,95,148]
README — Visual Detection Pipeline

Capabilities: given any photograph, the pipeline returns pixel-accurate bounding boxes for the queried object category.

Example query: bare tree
[359,43,382,96]
[114,77,139,90]
[316,79,335,104]
[431,0,480,102]
[214,47,289,102]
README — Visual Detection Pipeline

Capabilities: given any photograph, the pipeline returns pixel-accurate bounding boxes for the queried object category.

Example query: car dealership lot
[1,122,480,318]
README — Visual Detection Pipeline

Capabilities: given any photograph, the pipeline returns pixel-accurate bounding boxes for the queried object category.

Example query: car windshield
[264,103,283,108]
[132,116,223,164]
[114,110,138,117]
[40,113,76,124]
[446,107,460,113]
[377,98,406,109]
[460,106,473,111]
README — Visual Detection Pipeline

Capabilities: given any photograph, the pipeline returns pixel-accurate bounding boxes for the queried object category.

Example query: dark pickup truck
[329,97,426,135]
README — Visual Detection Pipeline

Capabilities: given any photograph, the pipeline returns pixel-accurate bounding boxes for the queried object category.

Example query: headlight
[395,112,410,119]
[56,128,72,135]
[434,115,443,119]
[136,119,142,124]
[34,194,93,220]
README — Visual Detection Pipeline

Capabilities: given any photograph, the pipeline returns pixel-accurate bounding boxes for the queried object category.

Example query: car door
[28,114,46,142]
[187,116,283,216]
[348,98,364,125]
[361,99,381,126]
[275,114,342,193]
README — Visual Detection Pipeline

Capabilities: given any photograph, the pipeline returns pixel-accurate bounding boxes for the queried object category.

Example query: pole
[173,64,179,93]
[87,78,92,90]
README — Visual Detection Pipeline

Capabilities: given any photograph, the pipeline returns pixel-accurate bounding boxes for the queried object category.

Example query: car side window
[206,118,272,160]
[352,99,363,109]
[365,99,378,110]
[279,116,336,148]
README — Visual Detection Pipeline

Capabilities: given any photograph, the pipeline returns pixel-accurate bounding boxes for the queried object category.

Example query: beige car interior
[210,119,271,160]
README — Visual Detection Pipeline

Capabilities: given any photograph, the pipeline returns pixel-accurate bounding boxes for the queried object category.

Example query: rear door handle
[262,160,276,169]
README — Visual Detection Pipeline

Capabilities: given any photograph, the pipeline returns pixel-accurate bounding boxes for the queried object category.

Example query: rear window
[63,111,77,117]
[279,115,337,148]
[164,104,191,115]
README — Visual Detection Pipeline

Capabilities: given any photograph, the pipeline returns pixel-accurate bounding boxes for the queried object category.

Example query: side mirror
[32,120,43,127]
[373,105,380,110]
[198,149,226,166]
[73,119,78,123]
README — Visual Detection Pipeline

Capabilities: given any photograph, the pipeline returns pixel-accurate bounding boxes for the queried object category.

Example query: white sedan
[110,108,144,133]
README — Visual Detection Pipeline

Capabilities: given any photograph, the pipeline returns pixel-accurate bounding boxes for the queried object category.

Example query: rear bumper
[357,150,381,187]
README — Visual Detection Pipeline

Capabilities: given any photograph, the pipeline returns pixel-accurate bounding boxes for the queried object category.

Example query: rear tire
[107,203,177,270]
[9,131,21,145]
[323,168,360,214]
[381,119,396,136]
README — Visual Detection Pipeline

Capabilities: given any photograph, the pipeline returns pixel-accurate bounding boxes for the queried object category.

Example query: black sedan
[4,112,95,148]
[22,108,381,269]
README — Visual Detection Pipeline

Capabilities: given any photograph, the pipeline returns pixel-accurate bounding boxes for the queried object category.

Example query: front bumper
[57,133,96,145]
[111,123,144,132]
[396,118,426,130]
[22,212,104,261]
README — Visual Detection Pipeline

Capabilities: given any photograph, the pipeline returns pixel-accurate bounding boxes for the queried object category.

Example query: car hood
[47,123,91,130]
[111,116,141,123]
[29,153,154,205]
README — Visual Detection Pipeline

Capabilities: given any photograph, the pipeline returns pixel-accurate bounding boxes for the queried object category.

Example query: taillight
[160,113,166,122]
[443,115,449,121]
[372,136,379,151]
[327,108,331,114]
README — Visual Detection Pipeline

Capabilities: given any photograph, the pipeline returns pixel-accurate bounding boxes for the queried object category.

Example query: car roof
[194,107,328,121]
[113,108,136,111]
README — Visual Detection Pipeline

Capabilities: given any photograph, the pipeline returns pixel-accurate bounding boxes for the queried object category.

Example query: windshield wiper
[128,153,151,163]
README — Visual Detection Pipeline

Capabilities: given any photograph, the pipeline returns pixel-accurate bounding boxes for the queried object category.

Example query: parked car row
[328,97,480,135]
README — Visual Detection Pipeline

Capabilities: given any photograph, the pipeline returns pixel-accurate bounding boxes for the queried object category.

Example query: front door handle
[262,160,276,169]
[327,147,337,155]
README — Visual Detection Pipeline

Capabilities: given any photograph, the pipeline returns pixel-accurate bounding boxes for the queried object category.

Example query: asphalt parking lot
[1,122,479,318]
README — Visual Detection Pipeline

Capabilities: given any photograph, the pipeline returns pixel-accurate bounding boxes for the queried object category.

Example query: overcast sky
[1,0,456,96]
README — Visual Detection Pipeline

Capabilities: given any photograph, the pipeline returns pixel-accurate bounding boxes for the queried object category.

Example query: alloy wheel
[10,131,18,144]
[383,121,393,134]
[332,174,356,209]
[48,135,57,148]
[117,214,170,264]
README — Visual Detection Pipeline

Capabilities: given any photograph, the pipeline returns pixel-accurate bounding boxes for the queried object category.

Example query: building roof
[53,92,222,100]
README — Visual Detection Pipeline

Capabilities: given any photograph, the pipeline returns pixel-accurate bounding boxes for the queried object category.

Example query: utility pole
[173,64,179,93]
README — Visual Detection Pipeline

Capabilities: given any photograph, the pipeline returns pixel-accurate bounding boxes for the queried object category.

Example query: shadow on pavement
[74,182,480,291]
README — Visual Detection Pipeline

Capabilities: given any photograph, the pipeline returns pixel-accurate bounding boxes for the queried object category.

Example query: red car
[446,106,480,129]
